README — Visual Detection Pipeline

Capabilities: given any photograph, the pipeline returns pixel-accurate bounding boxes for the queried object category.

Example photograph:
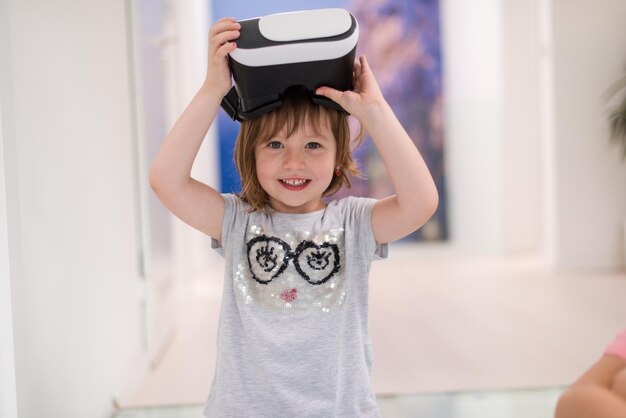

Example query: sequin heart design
[280,288,298,302]
[293,241,340,285]
[247,236,291,284]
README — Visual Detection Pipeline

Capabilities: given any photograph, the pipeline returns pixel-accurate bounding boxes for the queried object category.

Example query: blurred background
[1,0,625,417]
[215,0,447,243]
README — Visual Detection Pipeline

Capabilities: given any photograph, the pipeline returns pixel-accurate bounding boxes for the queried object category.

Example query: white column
[168,0,222,278]
[441,0,505,256]
[0,68,19,418]
[0,0,21,415]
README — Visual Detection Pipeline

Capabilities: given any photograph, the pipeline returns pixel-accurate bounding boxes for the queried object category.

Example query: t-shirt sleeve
[604,329,626,359]
[211,193,245,257]
[343,197,388,261]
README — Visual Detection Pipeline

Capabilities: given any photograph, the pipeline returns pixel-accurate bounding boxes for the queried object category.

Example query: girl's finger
[214,16,238,27]
[359,55,371,74]
[315,86,343,105]
[214,41,237,59]
[211,30,240,48]
[209,30,239,58]
[217,16,237,23]
[353,59,362,76]
[209,19,240,39]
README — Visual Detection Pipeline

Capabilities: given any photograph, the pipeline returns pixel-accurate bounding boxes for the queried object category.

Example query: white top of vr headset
[259,8,352,42]
[230,8,358,68]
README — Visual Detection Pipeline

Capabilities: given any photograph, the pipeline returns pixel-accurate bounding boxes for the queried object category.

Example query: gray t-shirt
[203,194,388,418]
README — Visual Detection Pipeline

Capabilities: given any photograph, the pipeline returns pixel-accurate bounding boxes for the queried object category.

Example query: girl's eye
[267,141,283,149]
[306,142,321,149]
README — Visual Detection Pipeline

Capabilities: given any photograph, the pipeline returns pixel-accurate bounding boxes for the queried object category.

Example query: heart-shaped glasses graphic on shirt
[246,235,341,285]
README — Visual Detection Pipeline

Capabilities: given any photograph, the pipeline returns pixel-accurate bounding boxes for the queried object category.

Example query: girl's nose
[283,148,306,170]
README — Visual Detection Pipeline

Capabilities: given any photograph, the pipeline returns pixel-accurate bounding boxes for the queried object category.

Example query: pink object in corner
[605,329,626,359]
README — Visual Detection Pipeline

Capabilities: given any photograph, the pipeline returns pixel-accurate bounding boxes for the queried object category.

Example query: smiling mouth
[279,178,311,190]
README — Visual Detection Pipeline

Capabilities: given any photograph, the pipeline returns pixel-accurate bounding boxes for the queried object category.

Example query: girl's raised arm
[149,18,240,242]
[316,55,439,244]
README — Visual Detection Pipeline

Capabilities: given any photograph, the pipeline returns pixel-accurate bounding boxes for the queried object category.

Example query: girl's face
[255,120,337,214]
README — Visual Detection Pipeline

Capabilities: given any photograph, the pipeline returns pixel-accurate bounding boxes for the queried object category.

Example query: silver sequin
[234,225,347,313]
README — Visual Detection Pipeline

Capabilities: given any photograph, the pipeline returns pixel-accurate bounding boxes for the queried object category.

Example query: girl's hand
[204,17,240,96]
[315,55,386,124]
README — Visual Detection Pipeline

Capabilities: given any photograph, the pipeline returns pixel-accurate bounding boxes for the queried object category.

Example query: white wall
[441,0,625,269]
[440,0,542,258]
[4,1,144,417]
[544,0,626,269]
[2,0,625,416]
[501,0,542,254]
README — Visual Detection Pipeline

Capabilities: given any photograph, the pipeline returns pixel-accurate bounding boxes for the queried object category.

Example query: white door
[127,0,179,366]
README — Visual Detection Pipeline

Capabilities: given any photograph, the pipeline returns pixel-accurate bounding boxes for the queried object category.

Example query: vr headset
[221,8,359,121]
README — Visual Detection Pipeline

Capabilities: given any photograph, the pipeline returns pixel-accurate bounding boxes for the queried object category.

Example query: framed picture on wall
[214,0,447,241]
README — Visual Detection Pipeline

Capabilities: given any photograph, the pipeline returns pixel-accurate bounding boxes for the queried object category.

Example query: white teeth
[282,179,307,186]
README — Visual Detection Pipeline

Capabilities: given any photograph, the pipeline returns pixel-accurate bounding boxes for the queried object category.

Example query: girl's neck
[268,198,326,214]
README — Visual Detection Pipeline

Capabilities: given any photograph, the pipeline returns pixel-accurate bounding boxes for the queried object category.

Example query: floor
[113,387,565,418]
[114,244,626,416]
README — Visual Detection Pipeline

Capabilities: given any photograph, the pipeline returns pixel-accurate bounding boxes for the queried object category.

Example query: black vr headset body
[221,8,359,122]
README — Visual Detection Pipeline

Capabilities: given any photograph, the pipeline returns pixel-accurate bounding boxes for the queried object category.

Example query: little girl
[555,330,626,418]
[150,17,439,417]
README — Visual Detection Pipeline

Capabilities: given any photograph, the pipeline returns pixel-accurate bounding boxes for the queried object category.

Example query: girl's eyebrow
[303,128,332,139]
[260,133,284,143]
[311,134,334,142]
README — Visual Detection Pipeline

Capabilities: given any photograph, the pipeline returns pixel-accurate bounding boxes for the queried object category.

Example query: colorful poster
[213,0,446,241]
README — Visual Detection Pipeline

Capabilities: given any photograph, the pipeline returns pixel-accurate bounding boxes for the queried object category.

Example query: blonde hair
[234,89,362,212]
